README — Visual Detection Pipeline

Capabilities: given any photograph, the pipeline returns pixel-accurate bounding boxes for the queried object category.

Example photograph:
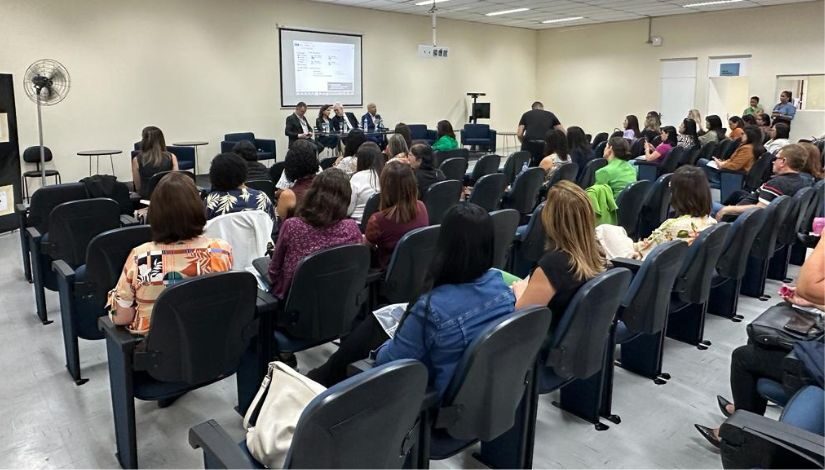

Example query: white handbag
[595,224,637,260]
[243,361,326,468]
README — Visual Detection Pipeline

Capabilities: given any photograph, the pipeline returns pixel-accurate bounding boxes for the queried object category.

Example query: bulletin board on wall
[0,74,22,233]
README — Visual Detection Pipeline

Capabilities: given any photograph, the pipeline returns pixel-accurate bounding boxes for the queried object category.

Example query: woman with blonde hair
[512,181,605,328]
[132,126,179,198]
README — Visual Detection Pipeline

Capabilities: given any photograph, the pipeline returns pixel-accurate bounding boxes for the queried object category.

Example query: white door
[660,59,697,127]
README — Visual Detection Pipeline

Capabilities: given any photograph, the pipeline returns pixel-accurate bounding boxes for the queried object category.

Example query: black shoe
[717,395,733,418]
[694,424,721,448]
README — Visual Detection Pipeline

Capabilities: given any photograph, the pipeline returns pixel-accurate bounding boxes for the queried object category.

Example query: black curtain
[0,73,22,233]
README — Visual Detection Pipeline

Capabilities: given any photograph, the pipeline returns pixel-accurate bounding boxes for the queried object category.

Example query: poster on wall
[0,185,12,216]
[0,113,8,143]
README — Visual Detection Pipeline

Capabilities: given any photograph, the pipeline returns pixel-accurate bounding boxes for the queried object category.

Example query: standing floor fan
[22,59,71,187]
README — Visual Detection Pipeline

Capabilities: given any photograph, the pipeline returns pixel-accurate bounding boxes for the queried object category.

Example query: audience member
[232,140,269,182]
[539,128,570,177]
[132,126,178,199]
[698,115,726,145]
[728,116,745,142]
[511,181,605,330]
[714,144,810,220]
[742,114,757,127]
[394,122,412,148]
[771,90,797,127]
[385,133,410,160]
[764,122,791,154]
[315,104,340,151]
[688,109,704,133]
[518,101,564,165]
[640,125,677,164]
[799,142,824,183]
[106,173,233,335]
[594,136,635,197]
[743,96,764,116]
[205,152,275,220]
[267,169,362,299]
[677,118,699,150]
[694,238,824,448]
[567,126,595,178]
[640,111,662,143]
[623,115,640,139]
[308,203,516,394]
[348,142,383,221]
[409,143,446,200]
[756,113,773,141]
[431,120,459,152]
[276,140,319,220]
[334,128,367,175]
[700,125,762,188]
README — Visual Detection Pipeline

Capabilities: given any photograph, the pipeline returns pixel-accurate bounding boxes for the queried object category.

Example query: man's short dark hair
[750,96,759,103]
[532,101,544,110]
[284,139,318,182]
[209,152,248,191]
[296,101,307,109]
[232,140,258,162]
[608,136,630,160]
[410,143,435,169]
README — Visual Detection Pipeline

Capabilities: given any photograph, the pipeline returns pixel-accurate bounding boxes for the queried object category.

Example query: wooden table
[77,149,122,176]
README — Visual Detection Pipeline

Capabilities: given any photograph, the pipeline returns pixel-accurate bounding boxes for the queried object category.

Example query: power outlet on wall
[418,45,450,58]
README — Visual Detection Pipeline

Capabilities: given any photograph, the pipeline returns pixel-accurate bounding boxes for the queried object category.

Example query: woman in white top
[539,128,570,178]
[348,141,384,221]
[764,122,790,155]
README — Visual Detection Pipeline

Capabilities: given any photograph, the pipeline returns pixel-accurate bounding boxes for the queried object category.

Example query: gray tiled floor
[0,229,794,469]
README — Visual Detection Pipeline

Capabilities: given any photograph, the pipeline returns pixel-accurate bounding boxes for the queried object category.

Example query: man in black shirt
[517,101,565,166]
[715,143,810,221]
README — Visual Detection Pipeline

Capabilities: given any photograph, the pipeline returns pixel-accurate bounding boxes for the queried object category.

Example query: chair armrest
[98,317,141,349]
[15,203,29,215]
[26,226,43,242]
[782,350,814,397]
[119,214,140,227]
[347,358,376,377]
[634,160,659,167]
[52,259,76,283]
[720,410,824,469]
[189,420,256,469]
[611,257,642,273]
[366,269,385,284]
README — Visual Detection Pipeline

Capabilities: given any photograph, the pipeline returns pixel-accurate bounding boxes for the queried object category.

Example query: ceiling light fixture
[414,0,450,6]
[485,7,530,16]
[541,16,584,24]
[682,0,743,8]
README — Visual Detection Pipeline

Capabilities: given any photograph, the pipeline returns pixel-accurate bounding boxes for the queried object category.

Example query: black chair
[502,151,530,185]
[379,225,441,305]
[510,202,545,278]
[549,161,579,187]
[720,409,824,469]
[591,132,609,149]
[190,359,428,469]
[608,241,688,393]
[53,225,152,385]
[740,196,794,299]
[167,145,196,172]
[637,174,672,240]
[466,154,501,185]
[665,223,731,348]
[29,198,122,324]
[707,208,768,322]
[628,139,645,159]
[17,182,88,283]
[319,156,337,170]
[636,147,685,182]
[468,173,506,212]
[501,167,544,221]
[719,152,775,203]
[221,132,276,162]
[420,307,553,470]
[21,146,62,201]
[716,139,734,159]
[432,148,469,168]
[359,192,381,233]
[695,141,717,164]
[237,245,370,414]
[593,140,608,159]
[489,209,520,270]
[269,161,286,183]
[424,180,462,225]
[615,180,651,240]
[723,139,741,159]
[100,271,258,469]
[245,179,276,204]
[790,180,825,265]
[578,158,607,189]
[767,187,817,282]
[144,170,197,199]
[439,157,468,182]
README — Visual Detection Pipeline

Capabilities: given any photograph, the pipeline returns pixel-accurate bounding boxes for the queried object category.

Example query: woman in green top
[594,136,636,197]
[431,120,459,152]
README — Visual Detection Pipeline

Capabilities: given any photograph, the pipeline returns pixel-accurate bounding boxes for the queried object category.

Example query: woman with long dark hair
[539,129,570,177]
[699,125,762,188]
[131,126,179,199]
[347,142,384,221]
[678,118,699,150]
[567,126,594,178]
[699,115,725,145]
[432,120,459,152]
[315,104,340,152]
[623,115,641,139]
[640,126,677,164]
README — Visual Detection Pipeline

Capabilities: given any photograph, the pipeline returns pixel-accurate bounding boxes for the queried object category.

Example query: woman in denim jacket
[308,203,516,397]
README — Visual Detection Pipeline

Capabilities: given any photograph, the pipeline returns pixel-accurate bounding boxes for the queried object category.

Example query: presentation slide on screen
[280,28,363,107]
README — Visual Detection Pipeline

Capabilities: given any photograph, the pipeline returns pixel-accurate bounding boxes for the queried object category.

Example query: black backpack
[80,175,132,214]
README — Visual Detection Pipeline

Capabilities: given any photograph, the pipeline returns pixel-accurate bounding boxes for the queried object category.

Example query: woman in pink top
[640,125,677,165]
[365,161,429,268]
[268,168,363,298]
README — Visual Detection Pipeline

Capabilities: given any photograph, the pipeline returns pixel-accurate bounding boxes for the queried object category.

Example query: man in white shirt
[332,103,359,133]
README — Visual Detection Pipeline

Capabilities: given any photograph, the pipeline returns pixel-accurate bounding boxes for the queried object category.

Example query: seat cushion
[272,330,333,354]
[133,371,198,401]
[537,367,573,394]
[23,170,60,177]
[428,428,476,460]
[614,320,642,344]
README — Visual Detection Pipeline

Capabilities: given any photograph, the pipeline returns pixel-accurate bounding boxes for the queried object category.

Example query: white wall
[536,1,825,141]
[1,0,537,186]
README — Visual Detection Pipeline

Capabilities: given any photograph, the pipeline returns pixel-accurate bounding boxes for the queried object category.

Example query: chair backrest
[578,158,607,189]
[245,179,276,203]
[85,225,152,304]
[167,146,196,171]
[616,180,652,240]
[506,167,544,215]
[547,268,632,379]
[468,173,506,212]
[716,139,732,158]
[489,209,520,270]
[319,156,337,170]
[800,180,825,232]
[502,151,531,185]
[716,208,768,280]
[270,161,286,183]
[723,139,741,158]
[463,123,490,139]
[778,187,817,246]
[225,132,256,143]
[142,272,258,384]
[433,148,469,168]
[439,157,468,182]
[424,180,462,225]
[660,146,685,174]
[23,146,53,164]
[745,153,775,191]
[48,199,122,266]
[594,141,608,159]
[470,154,501,182]
[359,192,381,232]
[146,170,197,198]
[286,360,428,469]
[383,225,440,303]
[204,211,274,271]
[591,132,608,149]
[638,174,673,239]
[673,223,731,304]
[621,241,688,335]
[407,124,430,141]
[697,141,717,162]
[547,162,578,188]
[518,202,547,265]
[283,244,371,339]
[750,195,793,259]
[628,139,645,159]
[28,182,88,233]
[438,307,553,441]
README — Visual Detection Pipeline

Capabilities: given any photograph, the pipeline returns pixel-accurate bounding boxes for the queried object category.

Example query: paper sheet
[373,303,408,339]
[706,160,719,169]
[0,113,8,143]
[0,185,12,216]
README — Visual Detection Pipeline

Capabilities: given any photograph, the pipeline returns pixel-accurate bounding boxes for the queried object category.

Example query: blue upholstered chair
[461,124,496,152]
[408,124,437,145]
[221,133,276,162]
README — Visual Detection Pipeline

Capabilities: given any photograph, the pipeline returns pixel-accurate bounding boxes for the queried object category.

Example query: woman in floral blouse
[634,166,716,259]
[107,173,233,334]
[205,152,274,221]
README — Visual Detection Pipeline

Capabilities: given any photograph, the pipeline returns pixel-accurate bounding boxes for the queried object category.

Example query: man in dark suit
[361,102,386,147]
[331,103,360,134]
[285,102,323,151]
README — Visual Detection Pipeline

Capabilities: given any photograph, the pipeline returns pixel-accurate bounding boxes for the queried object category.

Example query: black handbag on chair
[747,303,824,351]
